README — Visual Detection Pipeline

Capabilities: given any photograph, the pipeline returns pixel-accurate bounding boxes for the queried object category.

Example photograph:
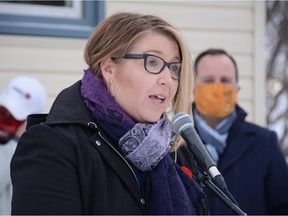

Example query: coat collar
[217,105,257,172]
[26,81,93,130]
[46,81,93,126]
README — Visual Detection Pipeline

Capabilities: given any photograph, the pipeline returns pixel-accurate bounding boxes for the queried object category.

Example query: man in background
[0,76,46,215]
[179,48,288,214]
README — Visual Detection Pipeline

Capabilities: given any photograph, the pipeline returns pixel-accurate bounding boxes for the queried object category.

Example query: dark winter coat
[11,81,147,215]
[175,104,288,215]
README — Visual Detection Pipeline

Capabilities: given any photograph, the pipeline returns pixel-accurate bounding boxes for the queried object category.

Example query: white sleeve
[0,140,17,193]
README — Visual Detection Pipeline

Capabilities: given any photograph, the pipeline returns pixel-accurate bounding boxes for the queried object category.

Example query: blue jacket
[175,104,288,215]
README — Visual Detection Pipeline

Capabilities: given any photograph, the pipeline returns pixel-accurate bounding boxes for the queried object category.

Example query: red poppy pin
[181,166,192,178]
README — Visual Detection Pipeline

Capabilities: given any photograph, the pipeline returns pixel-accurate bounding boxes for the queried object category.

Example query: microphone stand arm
[193,167,247,215]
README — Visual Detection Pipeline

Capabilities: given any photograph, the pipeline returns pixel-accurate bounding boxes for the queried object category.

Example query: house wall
[0,1,266,126]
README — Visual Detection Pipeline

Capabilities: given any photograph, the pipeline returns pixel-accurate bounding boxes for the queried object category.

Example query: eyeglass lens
[144,55,181,80]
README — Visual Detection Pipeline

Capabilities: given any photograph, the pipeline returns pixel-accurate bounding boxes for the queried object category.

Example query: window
[0,0,105,38]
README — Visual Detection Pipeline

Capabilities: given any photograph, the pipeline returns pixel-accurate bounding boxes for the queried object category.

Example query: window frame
[0,1,105,38]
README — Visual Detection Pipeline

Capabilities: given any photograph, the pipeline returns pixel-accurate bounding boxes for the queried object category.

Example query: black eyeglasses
[121,53,181,80]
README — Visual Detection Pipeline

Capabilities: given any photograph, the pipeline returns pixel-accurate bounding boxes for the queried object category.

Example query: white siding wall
[0,36,87,112]
[0,1,266,126]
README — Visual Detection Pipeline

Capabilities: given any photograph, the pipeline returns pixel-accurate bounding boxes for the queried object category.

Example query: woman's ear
[101,57,115,81]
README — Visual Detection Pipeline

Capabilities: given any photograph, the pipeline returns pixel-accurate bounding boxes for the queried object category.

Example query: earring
[108,80,115,98]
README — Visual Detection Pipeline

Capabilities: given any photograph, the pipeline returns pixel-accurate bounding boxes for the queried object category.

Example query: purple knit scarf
[80,69,204,215]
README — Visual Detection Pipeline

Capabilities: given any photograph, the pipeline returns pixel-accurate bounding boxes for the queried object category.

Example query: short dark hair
[193,48,239,82]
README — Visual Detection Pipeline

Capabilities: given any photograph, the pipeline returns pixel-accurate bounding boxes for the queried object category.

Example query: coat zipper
[97,131,140,188]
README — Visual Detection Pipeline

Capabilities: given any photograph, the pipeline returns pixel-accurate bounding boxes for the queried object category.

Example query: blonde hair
[84,12,193,150]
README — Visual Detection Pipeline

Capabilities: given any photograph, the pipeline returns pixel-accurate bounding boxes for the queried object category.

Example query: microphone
[172,112,245,213]
[172,112,220,178]
[172,112,236,204]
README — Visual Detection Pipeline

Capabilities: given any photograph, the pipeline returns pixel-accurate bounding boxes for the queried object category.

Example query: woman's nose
[158,66,174,84]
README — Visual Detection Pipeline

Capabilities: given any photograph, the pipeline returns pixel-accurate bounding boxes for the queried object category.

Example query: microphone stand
[193,166,247,215]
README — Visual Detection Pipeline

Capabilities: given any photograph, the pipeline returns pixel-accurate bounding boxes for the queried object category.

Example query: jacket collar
[46,81,93,126]
[27,81,94,130]
[218,105,257,172]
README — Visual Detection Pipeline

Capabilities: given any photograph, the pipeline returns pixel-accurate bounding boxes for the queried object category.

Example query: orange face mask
[194,83,238,118]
